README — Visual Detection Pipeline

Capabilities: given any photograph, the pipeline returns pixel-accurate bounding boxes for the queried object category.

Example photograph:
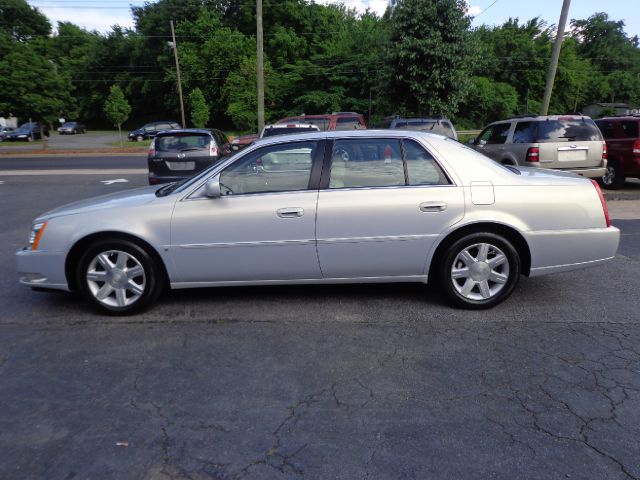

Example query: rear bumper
[16,248,70,292]
[562,166,607,178]
[526,226,620,277]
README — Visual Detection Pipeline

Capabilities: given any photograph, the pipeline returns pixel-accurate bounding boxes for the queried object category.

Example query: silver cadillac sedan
[17,130,620,314]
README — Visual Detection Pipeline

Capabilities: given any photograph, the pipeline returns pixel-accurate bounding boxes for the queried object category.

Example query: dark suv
[129,121,181,142]
[595,115,640,189]
[147,129,232,184]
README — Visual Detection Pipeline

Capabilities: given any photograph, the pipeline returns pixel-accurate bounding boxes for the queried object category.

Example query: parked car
[470,115,607,178]
[58,121,86,134]
[230,133,258,152]
[4,122,50,141]
[277,112,366,131]
[388,116,458,140]
[595,115,640,189]
[128,121,181,141]
[0,125,14,141]
[259,123,320,138]
[17,130,619,315]
[147,128,232,185]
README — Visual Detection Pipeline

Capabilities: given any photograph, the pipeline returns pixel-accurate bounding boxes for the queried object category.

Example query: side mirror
[204,174,222,198]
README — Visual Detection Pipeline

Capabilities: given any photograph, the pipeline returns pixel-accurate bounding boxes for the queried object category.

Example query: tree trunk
[118,124,123,148]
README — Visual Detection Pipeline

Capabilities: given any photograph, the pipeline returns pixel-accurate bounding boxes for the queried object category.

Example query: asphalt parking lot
[1,160,640,479]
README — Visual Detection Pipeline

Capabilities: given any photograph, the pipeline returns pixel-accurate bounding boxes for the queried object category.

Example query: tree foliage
[188,87,209,128]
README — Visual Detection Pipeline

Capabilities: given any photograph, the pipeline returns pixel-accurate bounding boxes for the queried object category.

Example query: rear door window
[621,121,639,138]
[596,121,615,139]
[329,139,404,188]
[512,122,536,143]
[536,119,602,142]
[404,139,450,185]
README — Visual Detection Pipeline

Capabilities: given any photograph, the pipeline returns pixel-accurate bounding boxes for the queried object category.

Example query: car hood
[37,185,162,221]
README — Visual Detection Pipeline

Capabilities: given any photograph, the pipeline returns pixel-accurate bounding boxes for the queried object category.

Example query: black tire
[136,135,144,142]
[600,161,625,190]
[76,239,164,315]
[437,232,520,309]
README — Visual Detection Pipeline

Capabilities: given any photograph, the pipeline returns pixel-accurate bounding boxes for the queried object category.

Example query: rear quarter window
[621,121,639,138]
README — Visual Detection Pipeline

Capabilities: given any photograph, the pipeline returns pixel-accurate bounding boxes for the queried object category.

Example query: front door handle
[277,207,304,218]
[419,201,447,212]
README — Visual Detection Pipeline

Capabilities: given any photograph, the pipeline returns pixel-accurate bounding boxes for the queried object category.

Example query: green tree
[104,85,131,147]
[188,88,209,128]
[457,76,518,127]
[382,0,476,117]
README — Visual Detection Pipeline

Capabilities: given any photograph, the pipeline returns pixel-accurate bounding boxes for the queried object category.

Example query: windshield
[62,122,76,127]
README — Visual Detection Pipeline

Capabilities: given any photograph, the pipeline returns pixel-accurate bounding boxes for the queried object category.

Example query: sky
[27,0,640,39]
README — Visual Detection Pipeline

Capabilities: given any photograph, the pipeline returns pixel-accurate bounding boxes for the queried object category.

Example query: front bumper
[16,248,70,291]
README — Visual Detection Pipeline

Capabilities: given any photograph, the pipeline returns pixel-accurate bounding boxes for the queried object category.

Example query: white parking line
[101,179,129,185]
[0,169,146,176]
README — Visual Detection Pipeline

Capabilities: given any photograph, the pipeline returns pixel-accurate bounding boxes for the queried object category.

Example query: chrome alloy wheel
[450,242,509,301]
[86,250,146,308]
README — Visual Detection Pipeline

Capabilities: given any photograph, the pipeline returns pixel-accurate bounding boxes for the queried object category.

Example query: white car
[17,130,619,314]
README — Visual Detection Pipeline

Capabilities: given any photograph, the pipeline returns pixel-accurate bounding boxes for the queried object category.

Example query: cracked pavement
[1,175,640,479]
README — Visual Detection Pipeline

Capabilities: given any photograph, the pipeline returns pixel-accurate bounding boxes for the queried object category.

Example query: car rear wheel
[438,232,520,309]
[600,161,625,190]
[76,240,163,315]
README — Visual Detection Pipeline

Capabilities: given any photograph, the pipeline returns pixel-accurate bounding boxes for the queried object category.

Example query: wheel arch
[428,222,532,279]
[65,231,169,291]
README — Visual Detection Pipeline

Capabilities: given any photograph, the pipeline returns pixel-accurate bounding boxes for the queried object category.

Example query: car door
[170,140,325,283]
[315,137,464,279]
[474,123,511,161]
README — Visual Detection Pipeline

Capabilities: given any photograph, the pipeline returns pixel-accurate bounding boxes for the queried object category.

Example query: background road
[1,158,640,479]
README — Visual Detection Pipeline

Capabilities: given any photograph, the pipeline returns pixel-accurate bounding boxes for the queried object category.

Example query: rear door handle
[277,207,304,218]
[419,201,447,212]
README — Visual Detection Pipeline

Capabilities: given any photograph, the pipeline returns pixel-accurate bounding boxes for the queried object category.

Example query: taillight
[590,179,611,228]
[148,139,155,157]
[602,143,607,161]
[633,140,640,157]
[526,147,539,162]
[209,141,218,157]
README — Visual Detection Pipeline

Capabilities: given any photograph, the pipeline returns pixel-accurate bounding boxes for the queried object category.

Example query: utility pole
[540,0,571,115]
[256,0,265,131]
[170,20,186,128]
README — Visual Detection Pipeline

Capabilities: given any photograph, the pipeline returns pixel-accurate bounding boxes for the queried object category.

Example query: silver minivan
[470,115,607,178]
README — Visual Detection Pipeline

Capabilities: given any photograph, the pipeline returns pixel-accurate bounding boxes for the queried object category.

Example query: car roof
[596,116,640,121]
[155,128,212,136]
[252,128,449,148]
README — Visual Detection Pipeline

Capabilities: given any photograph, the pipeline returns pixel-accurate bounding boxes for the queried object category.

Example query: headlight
[28,222,47,250]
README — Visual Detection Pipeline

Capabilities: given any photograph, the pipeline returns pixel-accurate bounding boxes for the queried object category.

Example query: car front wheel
[438,232,520,309]
[77,240,164,315]
[136,135,144,142]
